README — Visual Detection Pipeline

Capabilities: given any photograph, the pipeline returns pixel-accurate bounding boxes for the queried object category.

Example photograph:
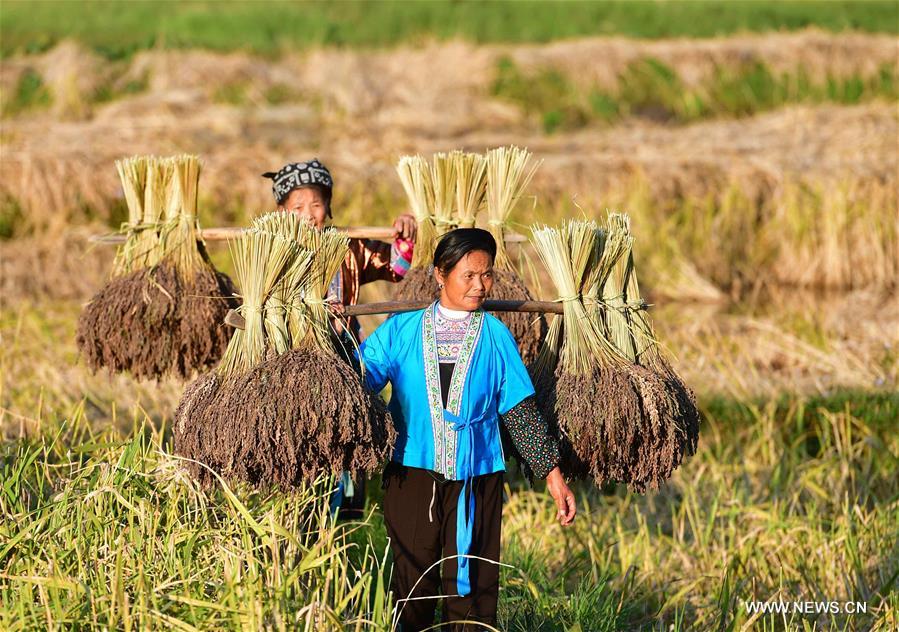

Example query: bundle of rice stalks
[431,151,458,238]
[394,154,442,303]
[396,154,435,270]
[453,150,487,229]
[76,155,236,380]
[174,211,395,490]
[531,217,699,492]
[485,146,546,365]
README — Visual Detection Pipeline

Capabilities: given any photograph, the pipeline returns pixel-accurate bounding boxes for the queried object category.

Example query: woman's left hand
[326,299,345,317]
[392,213,417,241]
[546,467,576,526]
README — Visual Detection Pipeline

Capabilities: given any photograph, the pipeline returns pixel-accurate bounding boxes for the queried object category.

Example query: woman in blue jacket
[358,228,576,630]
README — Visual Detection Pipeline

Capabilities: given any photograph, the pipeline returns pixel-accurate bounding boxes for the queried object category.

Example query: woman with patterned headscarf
[263,159,417,341]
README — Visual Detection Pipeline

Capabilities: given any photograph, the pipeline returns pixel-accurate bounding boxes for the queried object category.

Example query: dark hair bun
[433,228,497,273]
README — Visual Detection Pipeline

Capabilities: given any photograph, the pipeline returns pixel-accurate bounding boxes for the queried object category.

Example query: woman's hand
[392,213,417,241]
[325,299,345,317]
[546,467,576,526]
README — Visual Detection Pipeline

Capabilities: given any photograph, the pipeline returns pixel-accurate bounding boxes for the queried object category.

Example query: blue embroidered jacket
[358,303,535,480]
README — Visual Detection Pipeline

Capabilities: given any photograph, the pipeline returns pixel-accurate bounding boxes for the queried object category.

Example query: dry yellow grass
[1,33,896,230]
[1,33,896,308]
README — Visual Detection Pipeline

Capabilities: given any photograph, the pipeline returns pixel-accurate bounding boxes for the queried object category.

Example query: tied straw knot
[599,292,651,312]
[300,296,329,308]
[238,302,264,314]
[120,219,170,235]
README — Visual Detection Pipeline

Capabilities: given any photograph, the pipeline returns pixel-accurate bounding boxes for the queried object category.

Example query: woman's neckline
[436,301,472,320]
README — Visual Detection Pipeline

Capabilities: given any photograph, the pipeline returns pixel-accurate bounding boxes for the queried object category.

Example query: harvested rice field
[1,4,897,630]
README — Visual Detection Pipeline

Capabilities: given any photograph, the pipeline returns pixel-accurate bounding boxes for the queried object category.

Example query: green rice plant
[491,58,592,133]
[0,68,52,117]
[493,56,899,129]
[0,414,395,630]
[615,57,705,121]
[3,1,898,59]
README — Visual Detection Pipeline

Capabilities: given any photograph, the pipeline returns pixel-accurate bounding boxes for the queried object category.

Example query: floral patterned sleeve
[500,395,560,481]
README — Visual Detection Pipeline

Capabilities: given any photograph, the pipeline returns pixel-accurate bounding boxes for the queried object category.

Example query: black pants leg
[440,472,503,630]
[384,464,444,630]
[383,464,503,632]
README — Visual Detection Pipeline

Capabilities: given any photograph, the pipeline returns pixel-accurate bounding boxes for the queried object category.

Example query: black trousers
[383,463,503,631]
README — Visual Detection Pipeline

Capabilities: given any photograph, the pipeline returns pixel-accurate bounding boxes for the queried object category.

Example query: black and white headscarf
[262,159,333,204]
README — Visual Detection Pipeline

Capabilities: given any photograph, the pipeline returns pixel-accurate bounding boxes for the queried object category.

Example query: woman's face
[434,250,494,311]
[279,187,328,229]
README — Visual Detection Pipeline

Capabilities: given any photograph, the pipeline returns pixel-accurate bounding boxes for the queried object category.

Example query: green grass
[1,388,896,629]
[1,280,897,628]
[492,56,899,132]
[91,71,150,105]
[1,1,897,59]
[0,68,52,117]
[0,196,24,240]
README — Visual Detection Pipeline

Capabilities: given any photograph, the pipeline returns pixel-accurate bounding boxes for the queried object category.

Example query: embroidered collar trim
[421,301,484,479]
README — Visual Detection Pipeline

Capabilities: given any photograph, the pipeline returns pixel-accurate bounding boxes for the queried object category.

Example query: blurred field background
[1,1,897,630]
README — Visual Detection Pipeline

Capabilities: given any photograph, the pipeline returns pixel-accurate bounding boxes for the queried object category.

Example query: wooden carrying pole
[224,299,562,330]
[90,226,528,245]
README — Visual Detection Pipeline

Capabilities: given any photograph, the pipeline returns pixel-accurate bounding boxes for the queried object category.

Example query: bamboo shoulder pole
[224,299,561,330]
[91,226,393,244]
[90,226,528,245]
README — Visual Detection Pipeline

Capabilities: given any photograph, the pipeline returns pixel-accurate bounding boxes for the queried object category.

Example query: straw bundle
[174,211,395,490]
[453,150,487,229]
[431,151,458,238]
[396,155,435,270]
[531,217,699,492]
[484,146,546,365]
[394,154,442,303]
[394,146,546,366]
[76,155,236,380]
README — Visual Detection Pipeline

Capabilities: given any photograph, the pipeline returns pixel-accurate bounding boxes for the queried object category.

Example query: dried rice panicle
[531,217,698,492]
[77,155,236,380]
[597,213,700,487]
[175,212,394,490]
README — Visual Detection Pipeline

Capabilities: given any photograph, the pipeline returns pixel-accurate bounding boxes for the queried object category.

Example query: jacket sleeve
[500,395,561,481]
[356,238,414,285]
